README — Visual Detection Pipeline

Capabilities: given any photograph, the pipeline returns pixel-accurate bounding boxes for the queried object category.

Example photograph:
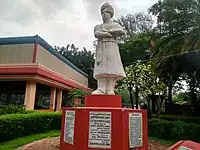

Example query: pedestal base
[60,95,148,150]
[168,140,200,150]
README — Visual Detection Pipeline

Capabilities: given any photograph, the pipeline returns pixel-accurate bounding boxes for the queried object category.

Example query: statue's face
[102,10,111,22]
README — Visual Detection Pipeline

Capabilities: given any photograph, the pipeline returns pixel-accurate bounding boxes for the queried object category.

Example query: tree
[115,13,155,109]
[116,60,143,109]
[115,87,131,108]
[119,32,152,66]
[117,60,167,115]
[115,12,154,40]
[149,0,200,73]
[137,61,167,116]
[148,0,200,112]
[115,12,155,66]
[173,92,190,102]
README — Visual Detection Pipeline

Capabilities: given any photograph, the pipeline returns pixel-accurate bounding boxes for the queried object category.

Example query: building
[0,35,90,111]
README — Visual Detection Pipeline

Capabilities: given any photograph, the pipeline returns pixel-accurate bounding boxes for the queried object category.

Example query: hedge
[0,111,61,142]
[156,115,200,124]
[148,119,200,142]
[0,105,28,115]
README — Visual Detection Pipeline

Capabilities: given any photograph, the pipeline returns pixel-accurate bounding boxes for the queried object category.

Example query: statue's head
[101,3,114,22]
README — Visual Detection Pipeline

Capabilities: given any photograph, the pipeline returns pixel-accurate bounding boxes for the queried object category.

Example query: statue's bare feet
[91,89,105,95]
[107,91,115,95]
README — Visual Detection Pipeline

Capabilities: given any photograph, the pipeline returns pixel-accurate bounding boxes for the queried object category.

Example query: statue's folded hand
[102,28,109,32]
[94,31,112,38]
[103,32,112,37]
[109,29,125,35]
[102,28,115,34]
[108,29,115,34]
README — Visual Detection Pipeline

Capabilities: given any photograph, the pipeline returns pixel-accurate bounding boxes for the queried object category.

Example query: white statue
[92,2,126,95]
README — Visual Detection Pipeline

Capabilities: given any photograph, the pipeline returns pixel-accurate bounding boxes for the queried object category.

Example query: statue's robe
[93,21,126,80]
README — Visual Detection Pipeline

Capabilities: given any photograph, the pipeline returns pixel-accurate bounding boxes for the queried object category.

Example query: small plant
[67,89,90,107]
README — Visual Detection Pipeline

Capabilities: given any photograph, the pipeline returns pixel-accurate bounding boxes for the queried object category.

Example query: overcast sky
[0,0,158,51]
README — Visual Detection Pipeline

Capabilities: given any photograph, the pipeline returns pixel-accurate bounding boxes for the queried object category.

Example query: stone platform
[60,95,148,150]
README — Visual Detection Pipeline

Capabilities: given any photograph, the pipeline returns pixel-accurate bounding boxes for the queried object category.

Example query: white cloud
[0,0,158,51]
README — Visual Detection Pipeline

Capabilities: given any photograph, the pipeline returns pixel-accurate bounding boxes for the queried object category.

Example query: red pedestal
[85,95,122,108]
[168,140,200,150]
[60,95,148,150]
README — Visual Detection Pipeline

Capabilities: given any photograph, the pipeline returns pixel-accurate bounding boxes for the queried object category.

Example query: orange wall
[36,45,88,87]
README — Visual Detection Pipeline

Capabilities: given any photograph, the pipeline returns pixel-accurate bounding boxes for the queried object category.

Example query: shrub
[156,115,200,124]
[148,119,172,139]
[0,111,61,142]
[148,119,200,142]
[0,105,26,115]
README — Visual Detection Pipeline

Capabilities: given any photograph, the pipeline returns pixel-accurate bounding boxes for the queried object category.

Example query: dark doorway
[0,81,26,106]
[34,83,51,109]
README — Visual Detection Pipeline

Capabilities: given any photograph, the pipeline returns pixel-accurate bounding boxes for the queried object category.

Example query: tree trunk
[189,73,197,116]
[168,85,172,103]
[155,96,160,116]
[189,74,197,103]
[156,95,164,116]
[129,85,134,109]
[151,95,156,114]
[147,96,152,118]
[167,84,173,114]
[166,73,173,114]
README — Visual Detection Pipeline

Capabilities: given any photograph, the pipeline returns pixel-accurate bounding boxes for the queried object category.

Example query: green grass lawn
[0,130,175,150]
[0,130,61,150]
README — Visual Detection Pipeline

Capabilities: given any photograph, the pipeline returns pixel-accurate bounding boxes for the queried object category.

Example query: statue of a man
[92,3,126,95]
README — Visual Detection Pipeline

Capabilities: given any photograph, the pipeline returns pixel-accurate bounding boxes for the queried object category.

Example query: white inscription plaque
[129,112,143,148]
[64,110,75,145]
[178,146,193,150]
[88,111,111,148]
